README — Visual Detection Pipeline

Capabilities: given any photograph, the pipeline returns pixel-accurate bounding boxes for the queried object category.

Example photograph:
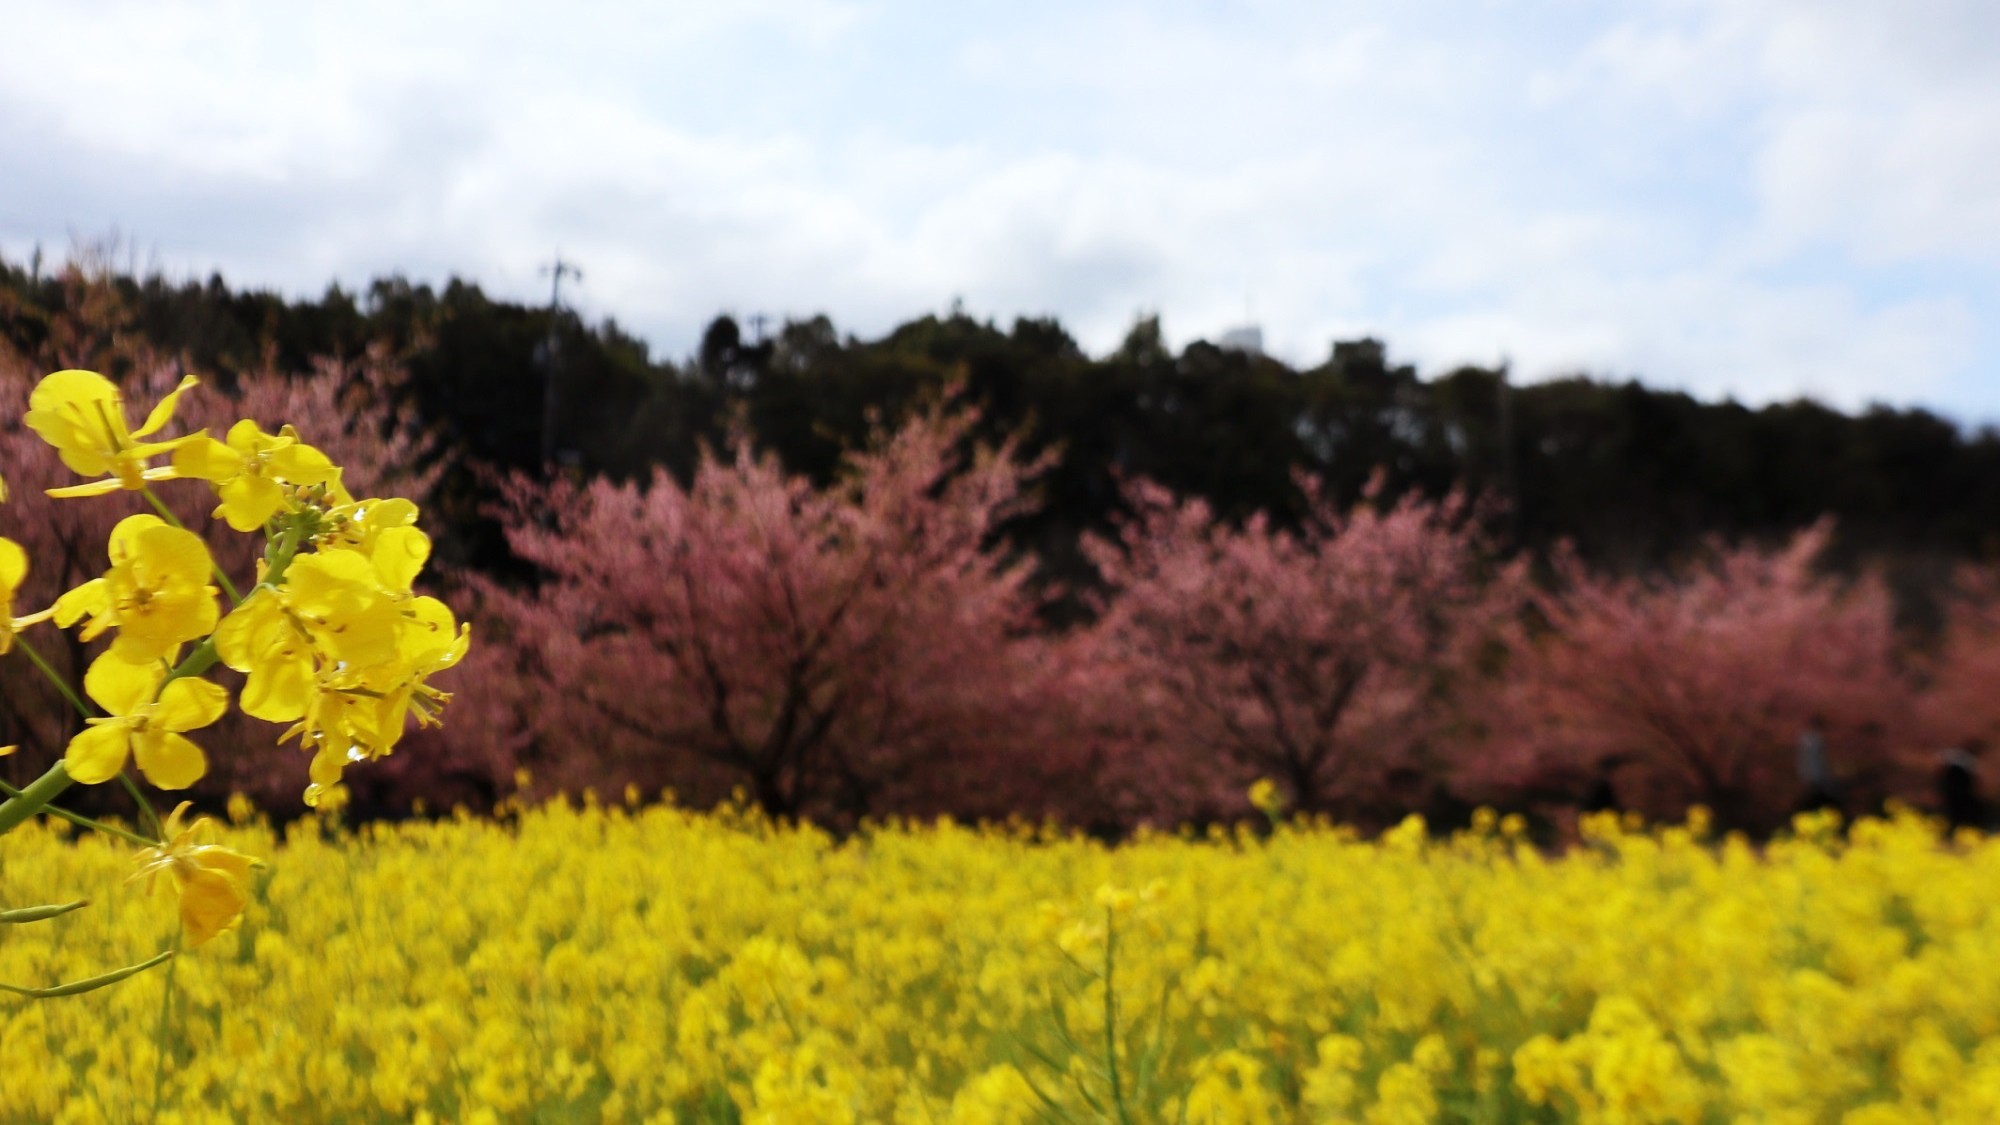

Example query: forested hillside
[6,253,1996,591]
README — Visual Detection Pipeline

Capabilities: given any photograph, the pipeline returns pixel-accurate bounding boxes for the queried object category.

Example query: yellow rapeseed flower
[23,369,200,496]
[130,802,257,946]
[367,595,469,746]
[65,650,228,789]
[317,491,425,562]
[281,550,405,669]
[171,420,341,531]
[52,514,220,664]
[213,587,315,723]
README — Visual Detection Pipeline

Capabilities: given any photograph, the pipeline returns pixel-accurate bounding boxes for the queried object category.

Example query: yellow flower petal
[309,743,349,787]
[26,371,201,494]
[169,433,245,483]
[85,650,163,716]
[24,370,123,477]
[44,478,127,499]
[132,730,207,791]
[190,844,255,888]
[175,865,247,947]
[267,441,338,485]
[213,589,287,672]
[51,578,110,631]
[131,524,214,586]
[287,548,377,592]
[216,475,286,532]
[240,654,313,723]
[0,538,27,595]
[29,369,119,408]
[157,677,229,732]
[400,597,463,665]
[285,553,402,668]
[64,722,131,784]
[132,374,199,439]
[224,418,265,454]
[372,526,431,592]
[107,514,169,562]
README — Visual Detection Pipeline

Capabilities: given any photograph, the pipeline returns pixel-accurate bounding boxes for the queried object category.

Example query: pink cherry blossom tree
[1911,568,2000,808]
[466,394,1094,823]
[1081,476,1518,827]
[1471,524,1913,830]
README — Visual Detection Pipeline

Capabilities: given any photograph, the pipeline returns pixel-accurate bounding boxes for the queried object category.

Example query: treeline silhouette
[5,252,1997,595]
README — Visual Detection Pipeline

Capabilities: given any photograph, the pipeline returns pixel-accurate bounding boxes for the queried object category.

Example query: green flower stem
[263,524,303,586]
[117,771,165,842]
[158,637,220,691]
[15,634,91,721]
[0,779,154,846]
[0,949,174,1000]
[1104,907,1131,1125]
[150,926,185,1116]
[141,485,242,604]
[0,761,73,837]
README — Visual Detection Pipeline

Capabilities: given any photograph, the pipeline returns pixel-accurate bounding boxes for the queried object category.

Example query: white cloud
[1,0,1995,421]
[1756,102,2000,265]
[1402,275,1975,411]
[1553,0,2000,267]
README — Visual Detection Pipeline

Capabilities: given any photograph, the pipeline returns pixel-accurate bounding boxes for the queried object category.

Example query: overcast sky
[5,0,1998,421]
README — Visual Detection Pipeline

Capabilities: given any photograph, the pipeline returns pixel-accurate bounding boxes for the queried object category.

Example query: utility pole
[540,254,583,465]
[1498,353,1520,545]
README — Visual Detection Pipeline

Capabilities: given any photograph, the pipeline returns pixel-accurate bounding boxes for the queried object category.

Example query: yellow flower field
[4,801,2000,1123]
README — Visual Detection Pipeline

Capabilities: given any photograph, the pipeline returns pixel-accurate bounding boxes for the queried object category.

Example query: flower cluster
[26,369,467,803]
[212,490,467,807]
[1,368,464,976]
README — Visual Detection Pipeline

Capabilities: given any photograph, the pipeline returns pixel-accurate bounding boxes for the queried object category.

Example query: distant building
[1218,324,1264,356]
